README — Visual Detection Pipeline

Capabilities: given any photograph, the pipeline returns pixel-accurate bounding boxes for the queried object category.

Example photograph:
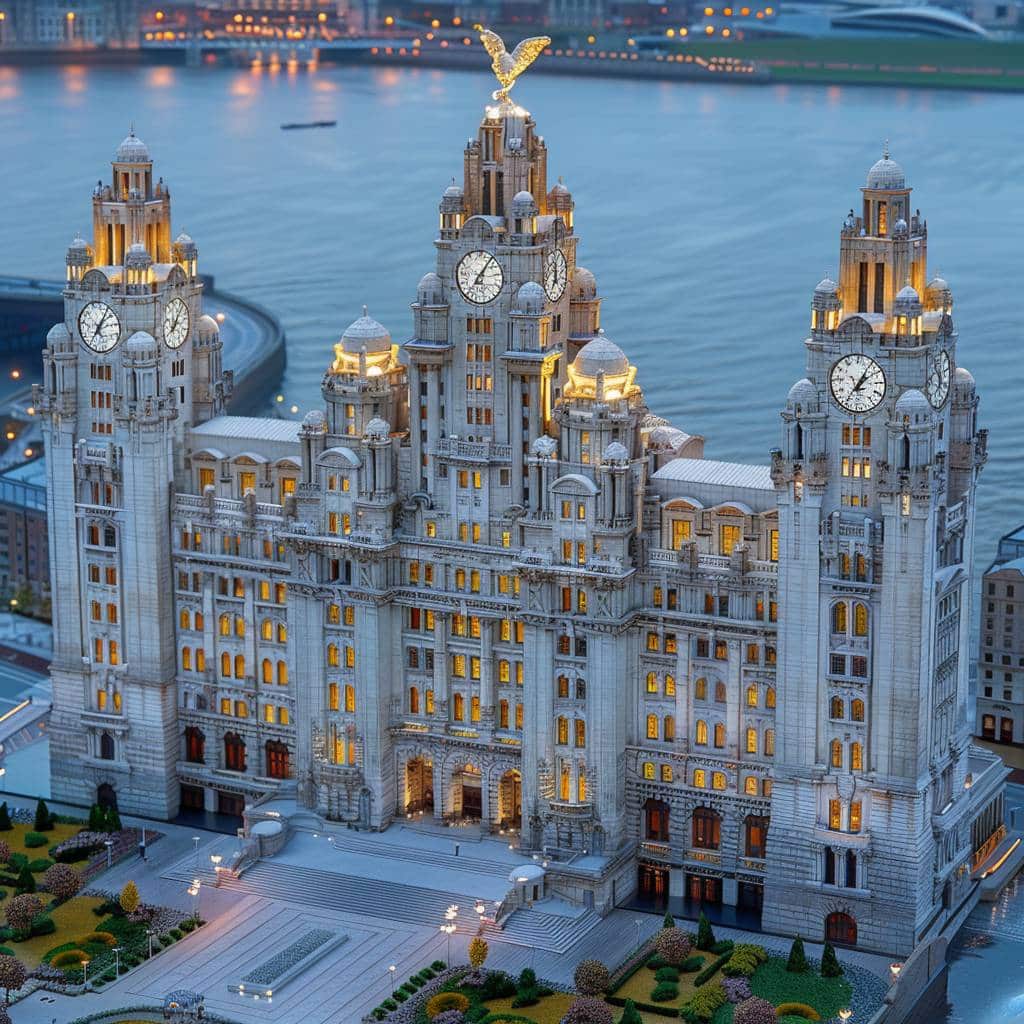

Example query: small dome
[572,267,597,301]
[895,388,929,419]
[66,236,92,266]
[125,242,151,269]
[892,217,909,235]
[550,180,569,196]
[866,151,905,190]
[814,277,838,295]
[787,377,817,409]
[511,190,537,213]
[302,409,327,429]
[894,284,921,312]
[514,281,545,315]
[573,330,629,379]
[532,435,558,458]
[417,272,444,306]
[196,314,219,342]
[547,180,572,208]
[68,235,89,253]
[443,182,463,198]
[365,417,390,438]
[341,306,391,355]
[115,129,151,163]
[603,441,629,462]
[928,276,949,293]
[174,232,197,255]
[126,329,157,354]
[954,366,975,389]
[649,425,687,450]
[47,322,71,347]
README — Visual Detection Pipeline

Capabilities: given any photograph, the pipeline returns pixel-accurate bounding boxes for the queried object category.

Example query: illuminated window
[764,729,775,756]
[712,772,726,790]
[661,764,673,782]
[850,801,862,833]
[851,741,863,771]
[744,776,758,795]
[831,696,844,719]
[714,722,725,748]
[695,719,708,745]
[831,739,843,768]
[720,523,741,556]
[852,698,865,722]
[695,678,707,701]
[829,799,842,831]
[671,519,691,549]
[647,714,659,740]
[329,683,339,710]
[646,672,658,693]
[693,769,706,788]
[854,603,869,637]
[746,727,757,753]
[344,684,355,712]
[575,719,586,747]
[557,716,569,744]
[746,685,758,707]
[665,674,676,696]
[663,715,674,742]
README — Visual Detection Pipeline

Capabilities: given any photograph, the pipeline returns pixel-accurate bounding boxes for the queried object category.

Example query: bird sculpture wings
[479,29,551,100]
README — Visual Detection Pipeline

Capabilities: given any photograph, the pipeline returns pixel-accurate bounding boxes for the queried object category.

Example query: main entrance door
[454,764,482,819]
[638,864,669,910]
[1001,717,1014,743]
[687,874,722,904]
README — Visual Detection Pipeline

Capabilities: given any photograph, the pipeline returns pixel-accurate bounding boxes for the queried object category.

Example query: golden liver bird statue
[479,29,551,101]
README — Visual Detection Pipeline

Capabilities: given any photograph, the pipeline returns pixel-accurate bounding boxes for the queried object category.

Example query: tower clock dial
[544,248,567,302]
[163,297,190,349]
[829,353,886,414]
[456,250,503,305]
[925,348,951,408]
[78,301,121,353]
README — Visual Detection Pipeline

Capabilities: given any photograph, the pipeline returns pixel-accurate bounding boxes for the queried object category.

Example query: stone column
[408,360,422,489]
[433,612,449,724]
[479,620,495,740]
[521,619,554,848]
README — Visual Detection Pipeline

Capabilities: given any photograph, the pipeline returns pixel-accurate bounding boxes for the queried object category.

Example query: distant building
[977,526,1024,746]
[0,457,49,612]
[0,0,138,48]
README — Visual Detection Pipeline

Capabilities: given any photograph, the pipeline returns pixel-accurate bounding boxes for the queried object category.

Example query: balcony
[434,437,512,462]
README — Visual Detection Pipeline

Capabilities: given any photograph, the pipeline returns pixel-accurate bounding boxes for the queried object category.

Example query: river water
[0,62,1022,560]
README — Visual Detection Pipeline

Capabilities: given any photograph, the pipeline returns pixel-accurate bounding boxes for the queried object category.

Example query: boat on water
[280,120,337,130]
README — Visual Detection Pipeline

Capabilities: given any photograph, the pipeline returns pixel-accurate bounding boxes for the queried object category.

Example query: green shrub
[33,799,54,832]
[30,916,56,937]
[710,940,734,955]
[51,949,87,968]
[382,999,397,1011]
[651,981,679,1002]
[696,913,716,951]
[23,833,47,849]
[786,936,809,974]
[391,989,407,1002]
[693,949,733,987]
[7,854,27,872]
[723,944,768,978]
[655,966,680,983]
[160,935,173,947]
[680,956,704,973]
[647,954,666,969]
[820,942,843,978]
[687,981,726,1021]
[400,981,417,994]
[0,803,11,831]
[169,928,183,940]
[431,959,447,971]
[618,1000,645,1024]
[663,909,676,929]
[180,919,196,933]
[29,858,54,873]
[775,1002,821,1021]
[481,971,517,999]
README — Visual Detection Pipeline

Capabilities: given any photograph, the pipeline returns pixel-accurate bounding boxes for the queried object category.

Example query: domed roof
[892,217,909,235]
[532,435,558,457]
[341,306,391,354]
[365,417,390,438]
[550,180,570,195]
[894,284,921,309]
[814,277,838,295]
[66,235,91,266]
[443,182,463,198]
[514,280,545,314]
[417,271,444,305]
[572,267,597,300]
[196,314,219,341]
[47,322,71,346]
[649,425,688,450]
[954,365,975,387]
[603,441,629,462]
[511,190,536,210]
[68,235,89,253]
[895,388,929,417]
[174,232,197,254]
[787,377,817,408]
[573,330,629,379]
[126,329,157,353]
[866,150,905,190]
[302,409,327,429]
[115,129,151,163]
[125,242,151,268]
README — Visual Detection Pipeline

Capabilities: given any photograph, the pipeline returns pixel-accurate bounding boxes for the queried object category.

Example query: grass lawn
[613,955,708,1011]
[0,895,106,968]
[1,822,83,859]
[483,992,575,1022]
[710,957,853,1024]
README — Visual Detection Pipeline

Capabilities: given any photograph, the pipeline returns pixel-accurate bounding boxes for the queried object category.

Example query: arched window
[558,716,569,744]
[825,911,857,946]
[831,696,844,719]
[261,619,273,640]
[715,681,727,703]
[99,731,115,761]
[265,740,290,780]
[745,814,769,858]
[328,682,339,711]
[557,674,569,697]
[831,739,843,768]
[195,612,204,631]
[224,732,246,772]
[234,654,246,679]
[644,798,670,842]
[327,644,339,667]
[471,695,481,722]
[714,722,725,748]
[766,687,776,709]
[746,727,757,754]
[277,661,288,685]
[854,603,869,637]
[277,623,287,643]
[746,685,758,707]
[665,675,675,696]
[576,678,587,699]
[646,672,658,693]
[344,684,356,712]
[663,715,674,742]
[695,678,707,701]
[220,652,231,677]
[409,686,420,714]
[559,764,570,801]
[261,659,273,684]
[185,727,205,763]
[180,610,191,630]
[695,719,708,745]
[832,602,847,634]
[642,761,655,780]
[764,729,775,756]
[453,693,465,721]
[426,689,435,715]
[851,741,863,771]
[219,613,230,636]
[646,714,659,740]
[744,776,758,795]
[692,807,721,850]
[575,719,586,747]
[182,647,192,671]
[851,698,865,722]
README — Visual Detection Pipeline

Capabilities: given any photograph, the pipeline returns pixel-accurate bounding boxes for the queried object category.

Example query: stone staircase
[484,907,602,953]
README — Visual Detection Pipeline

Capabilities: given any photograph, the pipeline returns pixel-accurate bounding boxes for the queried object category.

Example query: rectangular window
[857,261,868,312]
[671,519,691,549]
[873,261,885,313]
[829,799,841,831]
[720,524,741,556]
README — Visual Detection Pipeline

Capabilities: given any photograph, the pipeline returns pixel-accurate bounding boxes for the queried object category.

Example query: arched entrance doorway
[97,782,117,810]
[406,757,434,815]
[453,763,482,820]
[825,911,857,946]
[498,769,522,829]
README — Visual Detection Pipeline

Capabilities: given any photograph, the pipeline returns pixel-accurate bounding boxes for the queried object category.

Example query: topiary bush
[696,913,716,951]
[820,942,843,978]
[469,935,489,969]
[0,842,9,864]
[733,996,778,1024]
[119,880,140,914]
[662,909,676,929]
[786,936,809,974]
[0,803,12,832]
[688,981,727,1021]
[33,799,54,833]
[775,1002,821,1021]
[723,944,769,978]
[23,832,47,849]
[650,981,679,1002]
[0,953,27,999]
[561,996,614,1024]
[655,966,680,983]
[41,863,82,903]
[680,955,704,973]
[655,926,692,967]
[425,991,471,1019]
[617,1000,644,1024]
[51,949,87,969]
[574,958,611,995]
[4,894,41,934]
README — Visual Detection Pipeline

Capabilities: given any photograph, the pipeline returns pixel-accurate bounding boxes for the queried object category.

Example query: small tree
[120,880,140,914]
[655,927,692,967]
[786,935,809,974]
[15,864,36,894]
[0,802,11,832]
[518,967,537,990]
[88,804,104,831]
[5,894,42,934]
[662,908,675,929]
[33,798,53,833]
[42,863,82,903]
[821,941,843,978]
[696,912,716,951]
[562,996,614,1024]
[0,954,26,1001]
[468,936,489,970]
[573,958,610,996]
[617,1000,644,1024]
[104,805,123,832]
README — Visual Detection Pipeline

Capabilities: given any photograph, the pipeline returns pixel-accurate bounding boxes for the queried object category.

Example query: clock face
[829,353,886,414]
[456,250,503,305]
[926,349,951,408]
[544,249,567,302]
[78,301,121,353]
[163,297,190,349]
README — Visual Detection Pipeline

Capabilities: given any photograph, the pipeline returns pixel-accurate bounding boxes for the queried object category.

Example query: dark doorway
[825,911,857,946]
[462,782,482,818]
[217,791,245,817]
[638,864,669,911]
[739,882,764,911]
[97,782,117,809]
[1000,717,1014,744]
[687,874,722,904]
[180,784,204,811]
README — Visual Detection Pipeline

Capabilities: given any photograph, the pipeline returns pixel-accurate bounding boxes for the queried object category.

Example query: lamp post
[838,1011,852,1023]
[210,853,222,885]
[192,835,201,869]
[388,964,396,991]
[80,957,89,987]
[889,962,903,983]
[104,838,113,869]
[474,901,485,933]
[439,922,456,964]
[146,928,155,959]
[113,945,122,977]
[187,878,202,922]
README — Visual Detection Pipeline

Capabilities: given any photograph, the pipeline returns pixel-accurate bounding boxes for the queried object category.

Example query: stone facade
[39,106,1007,955]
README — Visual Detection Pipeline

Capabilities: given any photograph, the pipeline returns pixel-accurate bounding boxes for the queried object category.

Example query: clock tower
[36,129,227,818]
[762,150,986,954]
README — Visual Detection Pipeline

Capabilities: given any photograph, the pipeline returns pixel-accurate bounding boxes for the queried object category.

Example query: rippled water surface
[1,62,1022,561]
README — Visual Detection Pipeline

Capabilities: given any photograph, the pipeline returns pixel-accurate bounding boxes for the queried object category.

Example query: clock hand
[852,369,868,392]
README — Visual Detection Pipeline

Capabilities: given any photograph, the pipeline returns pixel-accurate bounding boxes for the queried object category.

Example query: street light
[388,963,396,990]
[104,838,113,869]
[838,1011,852,1023]
[439,922,456,964]
[80,957,89,986]
[146,928,155,958]
[113,945,122,976]
[889,962,903,982]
